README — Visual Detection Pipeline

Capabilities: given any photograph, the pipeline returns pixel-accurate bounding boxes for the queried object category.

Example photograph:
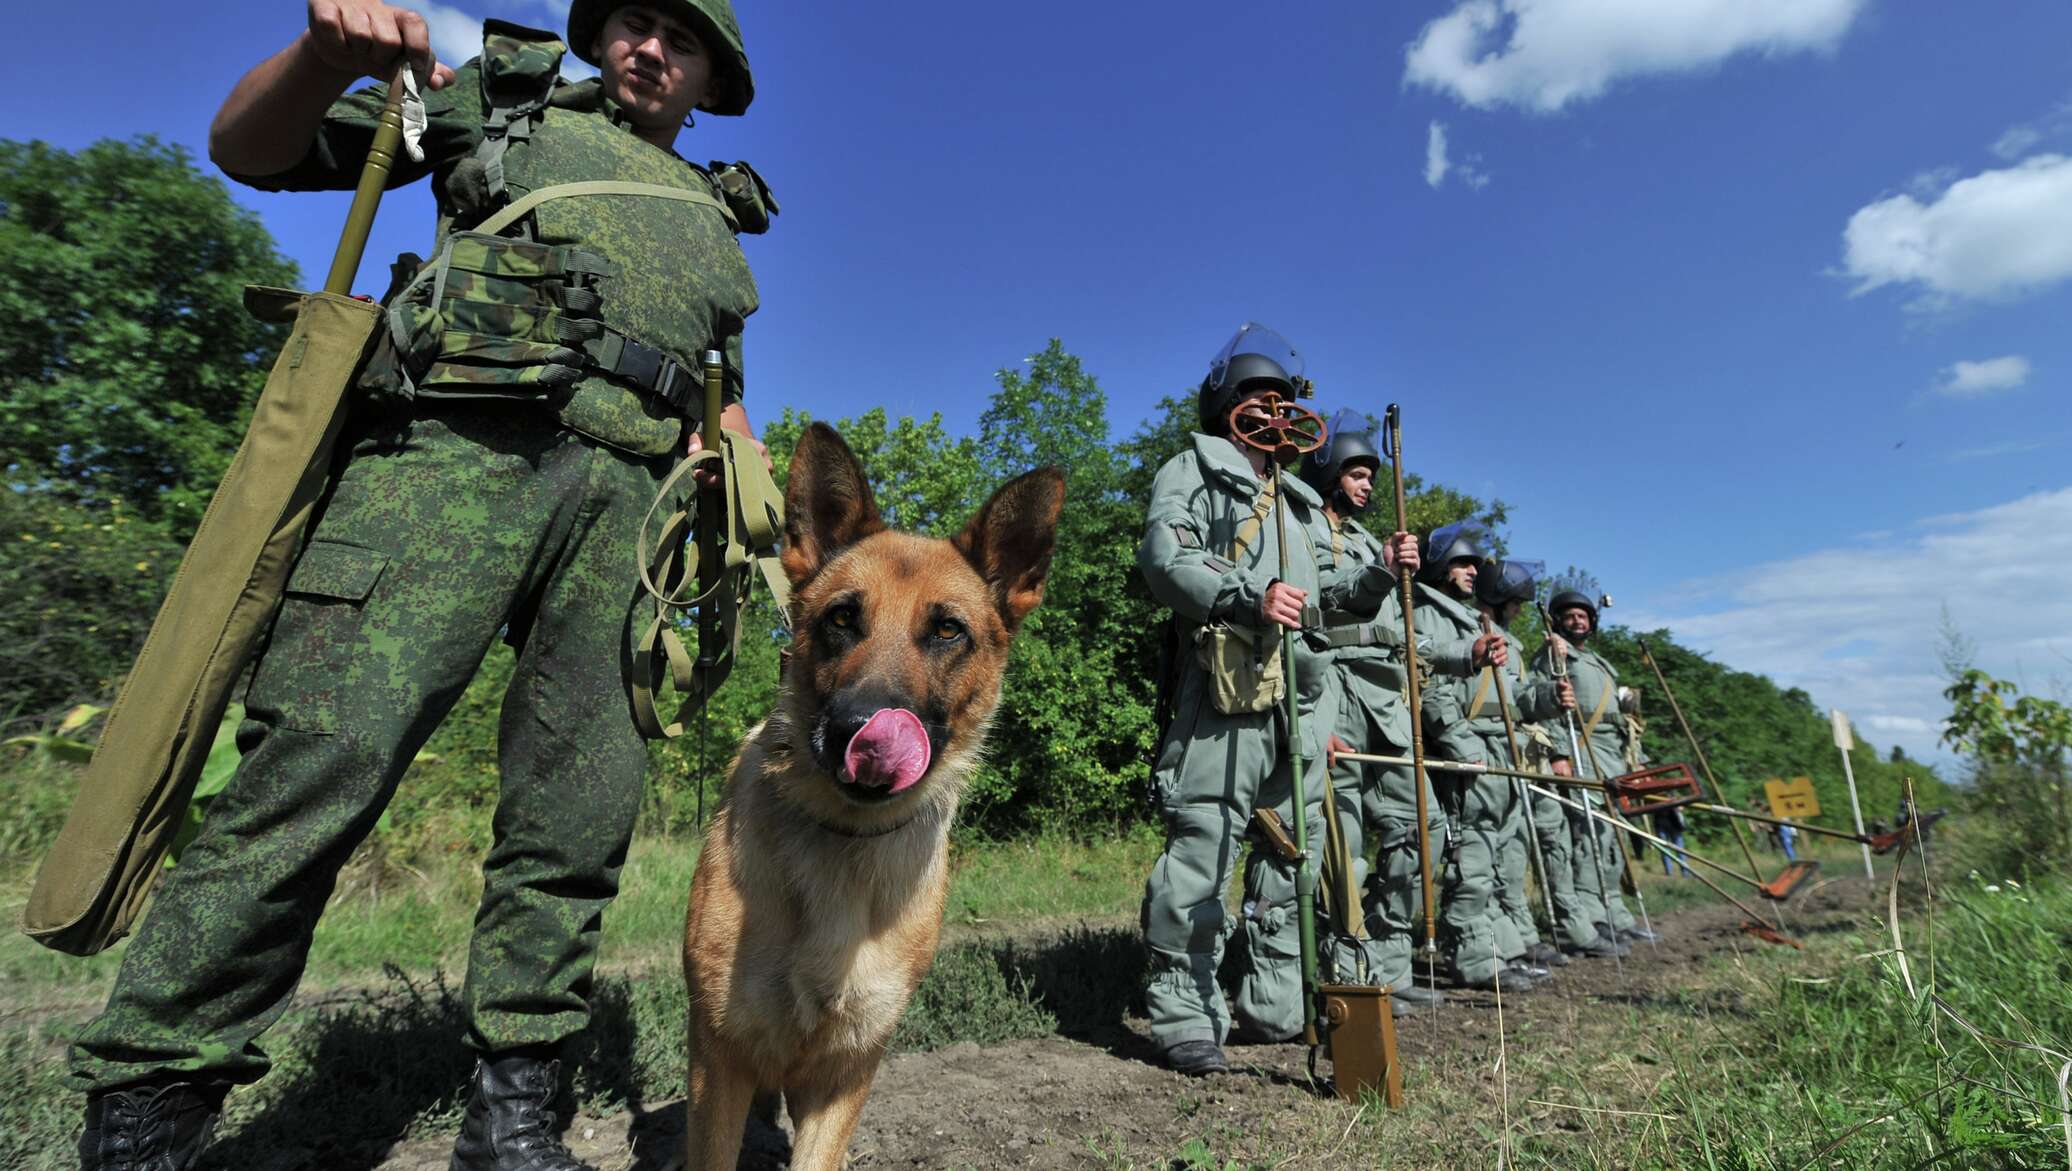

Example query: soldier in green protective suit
[1536,590,1664,953]
[1415,533,1569,989]
[68,3,770,1168]
[1293,416,1501,1015]
[1138,329,1414,1076]
[1469,560,1578,976]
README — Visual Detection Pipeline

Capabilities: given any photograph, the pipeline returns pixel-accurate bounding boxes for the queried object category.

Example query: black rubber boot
[448,1053,598,1171]
[1162,1040,1230,1076]
[78,1080,225,1171]
[1392,982,1447,1008]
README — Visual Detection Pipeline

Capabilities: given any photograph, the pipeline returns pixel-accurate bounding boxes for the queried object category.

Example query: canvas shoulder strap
[1576,658,1615,743]
[472,21,566,215]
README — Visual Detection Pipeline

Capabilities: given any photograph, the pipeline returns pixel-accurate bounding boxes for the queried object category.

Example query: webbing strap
[474,179,737,238]
[1229,477,1276,565]
[1576,663,1615,745]
[630,432,790,739]
[1466,666,1495,722]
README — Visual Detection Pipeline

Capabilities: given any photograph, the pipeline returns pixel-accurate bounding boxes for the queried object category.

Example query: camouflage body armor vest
[380,21,775,456]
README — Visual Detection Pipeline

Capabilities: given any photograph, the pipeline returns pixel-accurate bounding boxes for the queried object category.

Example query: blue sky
[11,1,2071,767]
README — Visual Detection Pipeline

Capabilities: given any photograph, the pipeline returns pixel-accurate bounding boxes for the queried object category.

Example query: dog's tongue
[842,708,932,793]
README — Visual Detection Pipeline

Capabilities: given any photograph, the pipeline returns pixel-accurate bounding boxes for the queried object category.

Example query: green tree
[968,342,1158,832]
[0,136,297,532]
[1943,669,2070,870]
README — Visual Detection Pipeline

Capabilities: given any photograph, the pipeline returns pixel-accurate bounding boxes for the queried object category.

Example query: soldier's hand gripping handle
[305,0,456,90]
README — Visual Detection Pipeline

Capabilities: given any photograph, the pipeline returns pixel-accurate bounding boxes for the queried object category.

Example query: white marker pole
[1831,708,1872,879]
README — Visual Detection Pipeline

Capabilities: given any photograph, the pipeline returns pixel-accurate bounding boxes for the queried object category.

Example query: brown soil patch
[358,877,1878,1170]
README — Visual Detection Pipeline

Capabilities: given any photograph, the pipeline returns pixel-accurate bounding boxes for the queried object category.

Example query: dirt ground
[353,876,1878,1171]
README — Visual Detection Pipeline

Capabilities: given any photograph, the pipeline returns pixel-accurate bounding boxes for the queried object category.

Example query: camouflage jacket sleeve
[1137,455,1272,628]
[230,59,489,193]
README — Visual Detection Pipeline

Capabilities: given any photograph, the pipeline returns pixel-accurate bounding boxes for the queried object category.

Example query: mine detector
[23,69,422,955]
[1221,352,1402,1106]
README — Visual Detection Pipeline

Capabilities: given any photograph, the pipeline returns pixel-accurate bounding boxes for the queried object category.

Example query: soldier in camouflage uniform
[1295,419,1500,1014]
[69,3,772,1168]
[1535,591,1663,951]
[1137,330,1414,1075]
[1415,534,1568,990]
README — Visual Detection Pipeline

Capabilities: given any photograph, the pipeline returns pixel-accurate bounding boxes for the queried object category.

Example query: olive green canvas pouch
[24,289,381,955]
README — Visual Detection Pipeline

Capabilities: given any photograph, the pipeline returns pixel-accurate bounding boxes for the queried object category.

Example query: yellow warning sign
[1765,776,1821,820]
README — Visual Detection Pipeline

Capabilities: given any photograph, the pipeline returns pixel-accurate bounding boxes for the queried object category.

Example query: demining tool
[1226,390,1401,1106]
[25,69,419,955]
[1379,404,1443,1014]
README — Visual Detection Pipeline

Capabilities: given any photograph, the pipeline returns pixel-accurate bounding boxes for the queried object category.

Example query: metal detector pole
[1382,406,1440,995]
[1638,638,1767,884]
[1482,613,1560,935]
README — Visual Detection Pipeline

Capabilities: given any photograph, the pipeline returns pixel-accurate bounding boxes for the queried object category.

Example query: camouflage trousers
[71,403,674,1091]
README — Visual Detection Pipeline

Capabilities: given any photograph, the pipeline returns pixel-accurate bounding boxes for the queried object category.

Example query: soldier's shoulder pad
[710,160,778,234]
[481,20,566,111]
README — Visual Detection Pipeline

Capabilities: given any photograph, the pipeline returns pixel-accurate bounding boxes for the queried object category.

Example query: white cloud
[1425,121,1452,188]
[1935,355,2031,399]
[393,0,484,73]
[1423,120,1491,191]
[1619,488,2072,766]
[1403,0,1868,114]
[1990,98,2072,161]
[1841,155,2072,305]
[1991,125,2043,162]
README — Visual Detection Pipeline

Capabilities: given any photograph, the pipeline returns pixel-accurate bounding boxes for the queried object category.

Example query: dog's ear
[953,467,1065,631]
[782,423,885,587]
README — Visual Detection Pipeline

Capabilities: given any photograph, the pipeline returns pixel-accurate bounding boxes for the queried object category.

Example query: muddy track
[337,877,1878,1171]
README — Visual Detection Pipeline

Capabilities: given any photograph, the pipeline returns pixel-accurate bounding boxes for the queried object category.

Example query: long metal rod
[1269,451,1323,1048]
[1334,751,1602,790]
[1533,791,1773,916]
[1638,637,1767,885]
[1688,802,1871,844]
[324,68,409,295]
[1526,784,1782,928]
[695,350,727,826]
[1481,613,1559,934]
[1383,406,1439,975]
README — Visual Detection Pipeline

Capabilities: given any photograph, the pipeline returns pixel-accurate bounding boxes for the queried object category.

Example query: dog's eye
[932,617,966,642]
[828,604,859,630]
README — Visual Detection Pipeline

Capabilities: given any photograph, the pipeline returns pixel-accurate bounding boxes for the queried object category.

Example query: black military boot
[1161,1040,1230,1077]
[448,1052,598,1171]
[78,1079,225,1171]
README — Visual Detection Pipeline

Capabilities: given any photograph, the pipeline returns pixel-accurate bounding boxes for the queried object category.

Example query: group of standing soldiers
[1137,327,1660,1076]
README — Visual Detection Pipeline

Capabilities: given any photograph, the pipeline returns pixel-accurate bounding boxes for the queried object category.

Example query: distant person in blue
[1777,817,1799,861]
[1651,806,1693,877]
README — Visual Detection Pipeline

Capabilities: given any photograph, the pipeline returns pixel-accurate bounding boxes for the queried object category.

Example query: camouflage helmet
[1547,589,1598,634]
[1299,410,1382,514]
[1418,521,1486,585]
[567,0,755,115]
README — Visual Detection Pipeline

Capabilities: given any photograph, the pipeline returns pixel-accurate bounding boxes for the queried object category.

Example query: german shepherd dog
[681,423,1064,1170]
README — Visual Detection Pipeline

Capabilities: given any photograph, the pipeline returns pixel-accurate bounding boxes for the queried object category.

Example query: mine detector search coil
[24,70,420,956]
[1221,359,1402,1107]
